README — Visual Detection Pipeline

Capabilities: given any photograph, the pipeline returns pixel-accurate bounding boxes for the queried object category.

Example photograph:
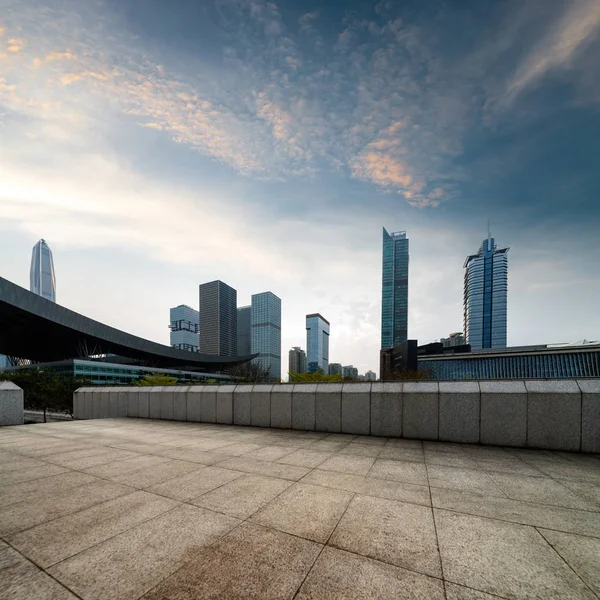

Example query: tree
[226,362,273,383]
[133,373,179,386]
[289,370,343,383]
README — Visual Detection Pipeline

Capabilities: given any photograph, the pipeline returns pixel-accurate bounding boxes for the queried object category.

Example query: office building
[328,363,342,376]
[381,228,409,349]
[464,231,509,350]
[441,332,466,348]
[365,370,377,381]
[169,305,199,352]
[380,340,418,380]
[237,306,251,356]
[199,280,237,356]
[342,365,358,379]
[289,347,307,375]
[30,239,56,302]
[251,292,281,381]
[306,313,330,373]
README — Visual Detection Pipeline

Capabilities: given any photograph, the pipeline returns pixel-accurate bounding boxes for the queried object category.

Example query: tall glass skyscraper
[463,232,509,350]
[30,239,56,302]
[306,313,329,373]
[381,228,409,349]
[237,306,252,356]
[169,305,199,352]
[289,347,307,375]
[251,292,281,381]
[199,280,237,356]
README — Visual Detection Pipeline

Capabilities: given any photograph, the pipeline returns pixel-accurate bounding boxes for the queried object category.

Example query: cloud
[6,38,25,53]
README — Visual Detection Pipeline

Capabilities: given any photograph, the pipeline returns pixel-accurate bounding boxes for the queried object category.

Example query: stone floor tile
[435,509,596,600]
[424,453,480,469]
[471,457,545,477]
[562,480,600,507]
[329,494,442,577]
[489,472,600,511]
[0,463,69,486]
[0,559,78,600]
[353,435,388,446]
[216,442,266,456]
[82,454,171,478]
[531,461,600,483]
[428,465,506,496]
[301,469,431,506]
[306,440,350,452]
[48,504,239,600]
[539,528,600,597]
[431,488,600,538]
[385,438,423,449]
[20,442,93,457]
[0,471,98,507]
[141,523,321,600]
[378,447,424,462]
[251,482,353,543]
[0,456,51,473]
[110,459,204,489]
[8,490,178,567]
[172,438,234,452]
[0,479,133,536]
[0,543,23,569]
[159,448,231,465]
[369,459,429,486]
[245,445,296,461]
[445,582,512,599]
[193,474,292,519]
[277,448,333,468]
[318,454,376,476]
[296,546,445,600]
[147,466,243,501]
[45,448,142,470]
[218,456,310,481]
[339,443,382,457]
[423,442,466,454]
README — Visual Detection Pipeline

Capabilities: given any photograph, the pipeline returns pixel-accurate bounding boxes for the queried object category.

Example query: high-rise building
[169,305,199,352]
[328,363,342,376]
[441,332,466,348]
[306,313,329,373]
[365,370,377,381]
[342,365,358,379]
[289,347,307,376]
[30,239,56,302]
[237,306,252,356]
[464,231,509,350]
[251,292,281,381]
[381,228,409,349]
[199,280,237,356]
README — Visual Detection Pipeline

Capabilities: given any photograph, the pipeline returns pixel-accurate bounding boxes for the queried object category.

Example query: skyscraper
[30,239,56,302]
[306,313,329,373]
[199,280,237,356]
[237,306,252,356]
[289,347,307,375]
[463,231,509,350]
[251,292,281,381]
[328,362,342,376]
[169,305,199,352]
[381,228,409,349]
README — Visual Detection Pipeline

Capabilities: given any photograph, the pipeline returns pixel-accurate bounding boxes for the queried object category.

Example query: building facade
[237,306,251,356]
[289,347,307,376]
[365,370,377,381]
[328,363,342,376]
[169,305,199,352]
[441,332,466,348]
[464,233,509,350]
[251,292,282,381]
[30,239,56,302]
[342,365,358,379]
[381,228,409,349]
[199,280,237,356]
[306,313,330,373]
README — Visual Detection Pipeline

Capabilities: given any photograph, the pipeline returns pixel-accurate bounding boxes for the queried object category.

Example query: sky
[1,0,599,377]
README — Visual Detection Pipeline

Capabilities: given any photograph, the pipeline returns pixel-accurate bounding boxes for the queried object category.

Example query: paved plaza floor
[0,418,599,599]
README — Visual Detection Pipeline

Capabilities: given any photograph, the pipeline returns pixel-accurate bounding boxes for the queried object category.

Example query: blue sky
[1,0,599,375]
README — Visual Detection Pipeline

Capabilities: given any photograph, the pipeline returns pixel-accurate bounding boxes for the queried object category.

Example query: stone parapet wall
[73,380,600,453]
[0,381,24,426]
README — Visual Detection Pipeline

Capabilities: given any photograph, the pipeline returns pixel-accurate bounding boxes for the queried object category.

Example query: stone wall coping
[316,383,343,392]
[371,382,402,393]
[342,383,372,393]
[251,385,273,393]
[403,381,439,393]
[577,380,600,393]
[479,381,527,393]
[439,382,480,393]
[525,380,581,393]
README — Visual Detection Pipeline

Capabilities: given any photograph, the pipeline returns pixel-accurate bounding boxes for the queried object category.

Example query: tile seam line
[425,456,447,598]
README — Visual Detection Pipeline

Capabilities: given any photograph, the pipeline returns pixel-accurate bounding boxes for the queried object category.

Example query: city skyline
[1,0,599,374]
[30,239,56,303]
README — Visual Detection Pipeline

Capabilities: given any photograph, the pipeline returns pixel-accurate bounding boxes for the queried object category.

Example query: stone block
[370,382,402,437]
[480,381,527,447]
[138,390,149,419]
[105,388,117,418]
[579,380,600,453]
[216,385,235,424]
[0,381,24,426]
[439,382,480,444]
[117,389,129,418]
[72,388,84,420]
[292,384,317,431]
[526,380,581,451]
[251,385,272,427]
[92,389,105,419]
[127,388,140,418]
[315,384,342,433]
[270,385,292,429]
[186,386,203,422]
[173,387,188,421]
[159,388,174,420]
[342,383,371,435]
[84,387,94,420]
[233,385,253,426]
[403,382,439,440]
[149,387,161,419]
[201,388,217,423]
